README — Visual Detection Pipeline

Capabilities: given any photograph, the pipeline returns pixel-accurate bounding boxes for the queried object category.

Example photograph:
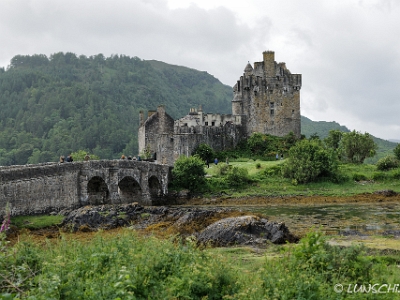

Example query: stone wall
[0,160,171,217]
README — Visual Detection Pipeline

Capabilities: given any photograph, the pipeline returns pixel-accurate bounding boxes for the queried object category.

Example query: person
[276,153,279,160]
[226,157,229,165]
[84,153,90,161]
[66,154,73,162]
[59,156,65,163]
[214,158,218,165]
[127,156,132,160]
[205,159,209,168]
[121,154,126,160]
[281,153,284,160]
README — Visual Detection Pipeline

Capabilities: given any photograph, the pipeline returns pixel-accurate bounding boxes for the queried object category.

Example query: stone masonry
[0,160,171,217]
[139,51,302,165]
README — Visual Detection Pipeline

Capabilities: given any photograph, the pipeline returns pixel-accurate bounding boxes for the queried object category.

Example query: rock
[61,205,297,247]
[61,203,141,232]
[196,216,297,246]
[373,190,397,197]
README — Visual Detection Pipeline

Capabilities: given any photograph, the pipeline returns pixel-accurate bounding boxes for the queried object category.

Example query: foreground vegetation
[1,229,400,299]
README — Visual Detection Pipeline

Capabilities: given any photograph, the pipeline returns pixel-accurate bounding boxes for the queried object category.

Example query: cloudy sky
[1,0,399,140]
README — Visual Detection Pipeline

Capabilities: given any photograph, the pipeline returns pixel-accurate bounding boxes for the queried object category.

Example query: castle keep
[138,51,301,165]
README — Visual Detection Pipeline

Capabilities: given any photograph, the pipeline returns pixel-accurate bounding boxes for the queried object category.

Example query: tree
[282,139,339,184]
[324,130,343,151]
[339,130,377,164]
[171,155,206,191]
[193,143,214,162]
[394,143,400,160]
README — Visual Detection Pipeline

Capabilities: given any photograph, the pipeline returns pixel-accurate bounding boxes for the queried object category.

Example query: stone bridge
[0,160,171,216]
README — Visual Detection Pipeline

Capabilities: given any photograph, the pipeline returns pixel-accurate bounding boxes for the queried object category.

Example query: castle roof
[244,62,253,74]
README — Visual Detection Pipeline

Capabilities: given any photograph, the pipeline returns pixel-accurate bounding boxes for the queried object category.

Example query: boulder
[196,215,297,246]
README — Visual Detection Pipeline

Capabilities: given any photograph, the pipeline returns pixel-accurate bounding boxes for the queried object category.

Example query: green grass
[2,230,400,299]
[11,215,64,229]
[204,160,400,197]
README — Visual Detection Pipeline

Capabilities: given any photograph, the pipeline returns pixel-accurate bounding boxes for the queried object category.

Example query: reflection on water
[237,203,400,236]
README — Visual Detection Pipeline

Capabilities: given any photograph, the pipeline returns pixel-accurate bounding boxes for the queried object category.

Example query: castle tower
[232,51,301,138]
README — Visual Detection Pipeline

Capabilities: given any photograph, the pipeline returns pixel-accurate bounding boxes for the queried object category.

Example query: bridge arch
[118,176,142,203]
[87,176,110,205]
[148,175,162,198]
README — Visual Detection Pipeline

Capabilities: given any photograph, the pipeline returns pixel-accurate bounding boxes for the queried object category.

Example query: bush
[376,155,399,171]
[193,143,215,163]
[352,173,368,181]
[282,139,339,183]
[263,164,283,177]
[391,169,400,180]
[171,155,206,191]
[394,144,400,160]
[225,166,249,188]
[372,172,387,181]
[260,230,375,299]
[215,164,230,176]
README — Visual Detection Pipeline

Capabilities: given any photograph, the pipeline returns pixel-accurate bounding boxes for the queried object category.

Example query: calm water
[236,203,400,236]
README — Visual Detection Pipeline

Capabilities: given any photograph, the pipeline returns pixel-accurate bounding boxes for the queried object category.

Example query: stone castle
[138,51,301,166]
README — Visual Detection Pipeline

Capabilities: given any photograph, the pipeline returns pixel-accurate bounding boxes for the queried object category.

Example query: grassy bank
[203,159,400,198]
[2,229,400,299]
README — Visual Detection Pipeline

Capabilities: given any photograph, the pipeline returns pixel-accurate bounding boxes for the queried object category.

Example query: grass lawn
[203,159,400,197]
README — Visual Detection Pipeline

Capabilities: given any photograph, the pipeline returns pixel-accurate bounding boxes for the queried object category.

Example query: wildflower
[0,202,11,233]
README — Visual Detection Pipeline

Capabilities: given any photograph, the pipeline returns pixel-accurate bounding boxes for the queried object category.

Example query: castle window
[212,121,215,126]
[257,103,259,107]
[184,123,188,126]
[205,122,208,126]
[270,109,274,116]
[270,102,274,108]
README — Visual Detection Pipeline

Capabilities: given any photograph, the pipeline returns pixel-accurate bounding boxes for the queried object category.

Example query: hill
[300,116,397,163]
[0,52,396,166]
[0,53,232,165]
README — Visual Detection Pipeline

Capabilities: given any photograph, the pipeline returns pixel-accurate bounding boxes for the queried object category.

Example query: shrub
[376,155,399,171]
[394,144,400,160]
[263,164,283,177]
[391,169,400,180]
[226,167,249,188]
[193,143,215,162]
[352,173,368,181]
[372,172,387,181]
[282,139,339,183]
[255,162,261,169]
[171,155,206,191]
[260,230,374,299]
[215,164,230,176]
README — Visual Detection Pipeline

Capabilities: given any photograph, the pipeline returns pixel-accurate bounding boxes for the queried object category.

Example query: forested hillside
[0,53,232,165]
[0,52,396,166]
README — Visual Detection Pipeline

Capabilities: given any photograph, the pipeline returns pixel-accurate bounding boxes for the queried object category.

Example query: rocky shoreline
[59,203,297,246]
